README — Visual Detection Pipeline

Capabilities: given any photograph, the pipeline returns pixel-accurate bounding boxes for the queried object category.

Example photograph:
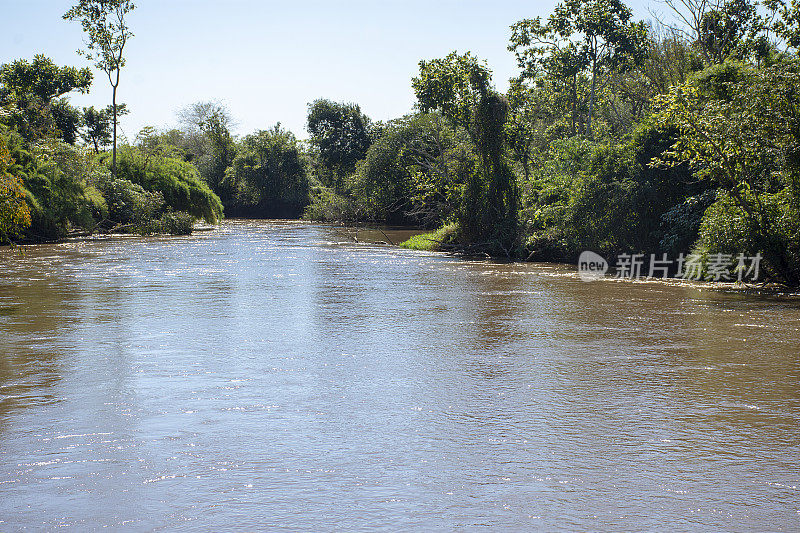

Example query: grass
[399,223,458,251]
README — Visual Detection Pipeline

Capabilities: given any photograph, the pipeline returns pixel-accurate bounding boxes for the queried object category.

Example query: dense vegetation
[3,0,800,286]
[299,0,800,286]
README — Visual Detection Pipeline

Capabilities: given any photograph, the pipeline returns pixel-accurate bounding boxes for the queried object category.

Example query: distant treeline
[2,0,800,286]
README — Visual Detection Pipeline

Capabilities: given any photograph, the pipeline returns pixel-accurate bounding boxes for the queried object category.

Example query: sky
[1,0,658,140]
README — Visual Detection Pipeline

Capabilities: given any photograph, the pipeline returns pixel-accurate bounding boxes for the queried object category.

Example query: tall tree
[177,101,236,192]
[64,0,135,178]
[306,99,372,192]
[413,52,518,251]
[510,0,647,138]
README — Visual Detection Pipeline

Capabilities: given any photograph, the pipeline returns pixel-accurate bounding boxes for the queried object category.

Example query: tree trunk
[571,74,577,136]
[587,57,597,139]
[112,84,118,178]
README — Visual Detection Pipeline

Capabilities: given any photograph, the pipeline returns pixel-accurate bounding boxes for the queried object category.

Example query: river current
[1,220,798,531]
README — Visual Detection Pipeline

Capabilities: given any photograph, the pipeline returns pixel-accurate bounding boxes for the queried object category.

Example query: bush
[14,139,103,241]
[303,186,364,222]
[399,223,459,251]
[695,190,800,283]
[136,211,194,236]
[112,147,223,223]
[98,177,165,225]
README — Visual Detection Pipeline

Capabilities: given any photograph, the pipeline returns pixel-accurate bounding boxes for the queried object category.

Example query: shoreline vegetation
[3,0,800,288]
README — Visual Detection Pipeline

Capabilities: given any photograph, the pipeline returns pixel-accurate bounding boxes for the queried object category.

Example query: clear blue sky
[1,0,658,140]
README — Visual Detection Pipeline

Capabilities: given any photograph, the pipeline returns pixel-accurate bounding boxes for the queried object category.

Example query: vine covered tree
[64,0,135,178]
[413,52,518,252]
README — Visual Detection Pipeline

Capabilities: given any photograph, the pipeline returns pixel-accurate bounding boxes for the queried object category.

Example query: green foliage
[303,186,363,222]
[97,176,196,235]
[348,112,473,226]
[653,58,800,284]
[176,102,237,196]
[13,139,103,240]
[63,1,134,76]
[0,55,93,143]
[509,0,648,137]
[399,223,459,251]
[98,176,163,225]
[0,129,31,242]
[81,104,127,152]
[223,124,309,217]
[113,147,223,223]
[696,190,800,282]
[151,211,194,235]
[413,51,491,134]
[0,54,92,103]
[306,99,372,191]
[699,0,764,64]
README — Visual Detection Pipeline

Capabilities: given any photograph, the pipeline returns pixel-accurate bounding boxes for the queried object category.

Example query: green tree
[654,60,800,285]
[82,106,109,152]
[349,112,475,225]
[699,0,765,64]
[0,54,93,104]
[509,0,647,138]
[0,55,93,142]
[64,0,135,179]
[224,124,309,217]
[413,51,518,252]
[177,101,236,194]
[306,99,372,192]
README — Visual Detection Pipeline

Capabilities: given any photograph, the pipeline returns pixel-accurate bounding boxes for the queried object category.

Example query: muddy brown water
[1,220,798,531]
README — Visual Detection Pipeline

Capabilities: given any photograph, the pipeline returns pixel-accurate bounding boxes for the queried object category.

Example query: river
[1,220,798,531]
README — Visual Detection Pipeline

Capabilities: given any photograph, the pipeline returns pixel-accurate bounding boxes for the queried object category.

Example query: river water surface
[1,220,799,531]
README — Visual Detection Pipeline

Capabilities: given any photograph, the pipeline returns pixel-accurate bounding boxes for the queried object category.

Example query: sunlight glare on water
[0,220,799,531]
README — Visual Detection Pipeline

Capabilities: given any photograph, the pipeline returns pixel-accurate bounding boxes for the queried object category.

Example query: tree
[413,52,518,252]
[350,113,474,225]
[699,0,764,64]
[81,103,127,153]
[654,60,800,285]
[509,0,647,138]
[306,99,372,191]
[82,106,110,153]
[505,78,553,182]
[660,0,720,53]
[0,55,93,142]
[764,0,800,50]
[0,131,31,242]
[224,124,309,217]
[64,0,135,179]
[0,54,93,104]
[177,101,236,192]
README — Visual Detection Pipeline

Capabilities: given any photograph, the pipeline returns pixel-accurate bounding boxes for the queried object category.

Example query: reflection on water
[0,220,798,531]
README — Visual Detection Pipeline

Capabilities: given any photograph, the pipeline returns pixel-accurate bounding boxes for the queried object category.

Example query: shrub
[98,176,164,225]
[112,147,223,223]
